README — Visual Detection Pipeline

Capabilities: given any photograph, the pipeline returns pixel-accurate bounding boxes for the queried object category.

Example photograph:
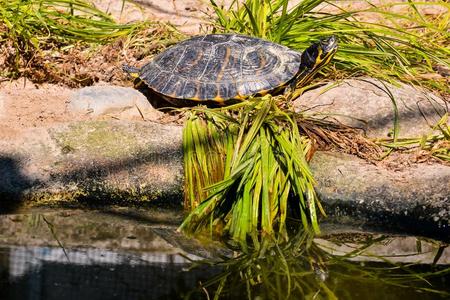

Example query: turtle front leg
[284,81,303,101]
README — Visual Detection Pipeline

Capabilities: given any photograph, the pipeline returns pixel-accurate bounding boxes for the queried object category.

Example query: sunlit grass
[0,0,141,56]
[209,0,449,94]
[180,97,325,252]
[1,0,139,43]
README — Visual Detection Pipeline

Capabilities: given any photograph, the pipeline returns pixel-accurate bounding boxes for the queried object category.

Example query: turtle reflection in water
[123,34,337,107]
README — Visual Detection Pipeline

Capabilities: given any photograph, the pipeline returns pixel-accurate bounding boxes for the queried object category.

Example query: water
[0,246,218,300]
[0,208,448,299]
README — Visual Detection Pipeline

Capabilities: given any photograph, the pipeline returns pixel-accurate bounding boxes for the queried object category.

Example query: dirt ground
[0,0,447,139]
[0,0,211,138]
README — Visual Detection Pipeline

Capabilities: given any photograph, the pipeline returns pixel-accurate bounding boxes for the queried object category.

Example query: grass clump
[0,0,181,85]
[180,97,325,252]
[1,0,137,45]
[209,0,450,93]
[1,0,136,75]
[179,95,386,251]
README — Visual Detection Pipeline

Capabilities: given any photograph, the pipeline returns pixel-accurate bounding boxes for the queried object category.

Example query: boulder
[295,78,449,138]
[310,151,450,240]
[0,120,184,210]
[0,120,448,241]
[68,85,163,120]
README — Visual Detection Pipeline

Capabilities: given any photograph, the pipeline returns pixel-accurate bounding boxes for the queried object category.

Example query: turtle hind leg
[122,64,140,77]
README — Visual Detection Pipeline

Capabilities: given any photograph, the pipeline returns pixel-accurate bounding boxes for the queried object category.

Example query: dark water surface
[0,208,448,300]
[0,246,218,300]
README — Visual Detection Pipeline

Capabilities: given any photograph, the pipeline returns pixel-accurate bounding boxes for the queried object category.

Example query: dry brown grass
[0,24,181,87]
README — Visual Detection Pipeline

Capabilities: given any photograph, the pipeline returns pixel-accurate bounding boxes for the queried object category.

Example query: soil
[0,0,447,142]
[0,0,202,137]
[0,80,73,139]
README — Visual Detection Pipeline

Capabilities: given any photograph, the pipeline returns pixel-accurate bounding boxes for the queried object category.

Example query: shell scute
[146,71,170,91]
[182,81,200,99]
[160,75,185,96]
[174,42,212,77]
[203,34,233,44]
[200,83,219,100]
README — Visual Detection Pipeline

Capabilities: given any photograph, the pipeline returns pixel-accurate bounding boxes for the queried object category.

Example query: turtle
[123,34,337,106]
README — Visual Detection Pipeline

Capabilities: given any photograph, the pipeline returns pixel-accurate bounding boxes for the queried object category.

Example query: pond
[0,208,448,299]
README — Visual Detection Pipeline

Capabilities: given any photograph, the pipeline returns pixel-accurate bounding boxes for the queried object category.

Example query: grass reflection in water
[186,229,450,300]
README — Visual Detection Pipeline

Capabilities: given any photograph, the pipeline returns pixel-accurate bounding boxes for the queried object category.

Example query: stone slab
[296,78,449,138]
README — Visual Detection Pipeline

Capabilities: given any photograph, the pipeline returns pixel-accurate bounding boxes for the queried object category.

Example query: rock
[310,151,450,240]
[295,78,449,138]
[0,120,184,210]
[68,86,163,120]
[0,120,449,240]
[0,120,450,239]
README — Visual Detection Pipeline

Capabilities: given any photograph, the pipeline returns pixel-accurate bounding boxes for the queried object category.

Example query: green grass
[179,96,384,250]
[209,0,450,94]
[180,97,325,252]
[0,0,139,63]
[1,0,139,44]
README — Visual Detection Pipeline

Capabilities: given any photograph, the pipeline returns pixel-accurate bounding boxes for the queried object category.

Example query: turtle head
[301,36,338,70]
[292,36,338,90]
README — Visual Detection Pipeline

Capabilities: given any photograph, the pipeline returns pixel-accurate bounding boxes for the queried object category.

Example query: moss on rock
[51,121,141,160]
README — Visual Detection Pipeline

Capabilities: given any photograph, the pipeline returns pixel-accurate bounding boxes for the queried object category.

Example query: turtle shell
[137,34,302,105]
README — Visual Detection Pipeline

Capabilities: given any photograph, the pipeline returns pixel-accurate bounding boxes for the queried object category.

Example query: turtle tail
[122,64,140,78]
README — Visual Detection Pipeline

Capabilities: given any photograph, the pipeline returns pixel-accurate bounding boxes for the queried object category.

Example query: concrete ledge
[0,120,449,241]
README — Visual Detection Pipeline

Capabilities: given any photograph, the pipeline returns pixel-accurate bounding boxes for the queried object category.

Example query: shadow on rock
[0,156,34,214]
[52,143,183,207]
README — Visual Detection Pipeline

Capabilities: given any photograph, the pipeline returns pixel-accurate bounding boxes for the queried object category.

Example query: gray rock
[310,151,450,240]
[0,120,184,210]
[295,78,449,138]
[68,85,163,120]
